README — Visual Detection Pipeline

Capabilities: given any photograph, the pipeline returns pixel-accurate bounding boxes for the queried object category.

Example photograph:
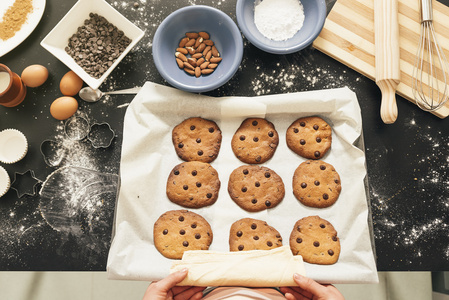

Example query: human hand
[280,273,344,300]
[142,268,205,300]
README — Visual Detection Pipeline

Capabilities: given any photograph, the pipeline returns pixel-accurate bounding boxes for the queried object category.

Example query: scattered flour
[254,0,305,41]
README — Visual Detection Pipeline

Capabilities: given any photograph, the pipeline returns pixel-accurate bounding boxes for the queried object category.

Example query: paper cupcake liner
[0,128,28,164]
[0,166,10,197]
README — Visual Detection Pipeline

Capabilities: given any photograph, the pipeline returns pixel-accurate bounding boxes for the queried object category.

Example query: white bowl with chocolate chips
[41,0,144,90]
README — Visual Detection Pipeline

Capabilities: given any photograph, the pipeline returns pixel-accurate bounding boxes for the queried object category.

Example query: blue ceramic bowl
[236,0,326,54]
[153,6,244,93]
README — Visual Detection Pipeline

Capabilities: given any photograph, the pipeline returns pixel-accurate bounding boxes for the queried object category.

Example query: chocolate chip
[196,138,201,143]
[300,139,306,145]
[313,124,319,130]
[314,151,321,157]
[243,169,249,175]
[209,127,214,133]
[264,172,270,178]
[240,135,246,141]
[253,137,259,142]
[300,122,306,127]
[190,125,196,130]
[328,249,334,256]
[191,223,197,228]
[332,236,338,242]
[251,199,257,204]
[267,241,273,247]
[313,241,320,247]
[252,120,258,126]
[320,224,326,228]
[323,193,329,200]
[241,187,247,192]
[195,233,201,239]
[296,237,302,243]
[316,137,322,143]
[253,236,259,240]
[265,200,271,207]
[255,156,262,162]
[183,241,189,247]
[163,229,168,235]
[196,182,201,187]
[237,231,243,237]
[238,245,244,251]
[180,229,186,235]
[255,181,260,187]
[276,234,281,238]
[296,226,301,232]
[301,182,307,188]
[178,143,184,148]
[206,193,212,198]
[251,223,257,230]
[320,165,326,170]
[178,216,184,222]
[293,128,299,133]
[192,170,197,176]
[174,170,180,175]
[197,150,203,156]
[268,131,274,137]
[334,179,339,184]
[183,185,188,190]
[314,180,320,186]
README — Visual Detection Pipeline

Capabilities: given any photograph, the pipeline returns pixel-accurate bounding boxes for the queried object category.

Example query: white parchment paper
[107,82,378,284]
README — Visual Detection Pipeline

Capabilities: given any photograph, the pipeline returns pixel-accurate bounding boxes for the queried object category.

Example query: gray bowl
[236,0,326,54]
[153,5,244,93]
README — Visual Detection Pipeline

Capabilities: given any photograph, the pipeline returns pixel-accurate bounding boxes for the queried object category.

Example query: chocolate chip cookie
[286,116,332,159]
[154,210,213,259]
[289,216,341,265]
[292,160,341,208]
[172,117,222,163]
[231,118,279,164]
[229,218,283,252]
[166,161,220,208]
[228,165,285,212]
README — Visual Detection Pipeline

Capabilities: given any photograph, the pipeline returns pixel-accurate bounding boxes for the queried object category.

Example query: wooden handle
[375,0,400,124]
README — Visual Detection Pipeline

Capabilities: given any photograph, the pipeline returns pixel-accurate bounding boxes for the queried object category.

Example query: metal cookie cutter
[40,140,67,168]
[64,116,90,141]
[10,170,41,198]
[87,123,115,148]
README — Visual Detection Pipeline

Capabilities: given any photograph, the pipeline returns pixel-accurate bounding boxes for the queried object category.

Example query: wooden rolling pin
[374,0,400,124]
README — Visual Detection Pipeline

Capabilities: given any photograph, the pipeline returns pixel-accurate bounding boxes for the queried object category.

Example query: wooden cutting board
[313,0,449,118]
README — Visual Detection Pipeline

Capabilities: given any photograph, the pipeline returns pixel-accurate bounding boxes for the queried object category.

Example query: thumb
[157,268,189,292]
[293,273,326,296]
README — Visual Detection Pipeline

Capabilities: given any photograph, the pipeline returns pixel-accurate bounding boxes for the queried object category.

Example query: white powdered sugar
[254,0,305,41]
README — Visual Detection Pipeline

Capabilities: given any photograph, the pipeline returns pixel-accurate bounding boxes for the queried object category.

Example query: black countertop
[1,0,449,271]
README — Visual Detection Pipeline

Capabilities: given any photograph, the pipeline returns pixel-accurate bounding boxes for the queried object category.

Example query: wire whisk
[412,0,449,112]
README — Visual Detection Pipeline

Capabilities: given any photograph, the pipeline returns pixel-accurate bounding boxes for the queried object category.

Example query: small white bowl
[0,129,28,164]
[40,0,144,90]
[0,166,10,198]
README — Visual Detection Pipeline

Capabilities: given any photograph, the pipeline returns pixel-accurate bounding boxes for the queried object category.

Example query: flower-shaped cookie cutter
[10,169,41,198]
[87,122,115,148]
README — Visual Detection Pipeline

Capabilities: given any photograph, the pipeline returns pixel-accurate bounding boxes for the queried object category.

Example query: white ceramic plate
[0,0,46,57]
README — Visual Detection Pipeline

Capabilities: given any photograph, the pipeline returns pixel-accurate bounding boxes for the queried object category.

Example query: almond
[179,37,189,48]
[210,57,222,63]
[204,39,214,46]
[176,58,184,68]
[192,53,203,59]
[185,38,196,48]
[194,37,203,48]
[175,52,187,62]
[205,50,212,61]
[185,68,195,76]
[201,69,214,75]
[196,43,206,53]
[195,67,201,78]
[208,63,218,69]
[197,57,205,65]
[187,58,197,67]
[186,47,196,55]
[176,47,188,55]
[185,32,199,39]
[202,46,211,56]
[199,32,210,39]
[183,62,194,70]
[211,46,219,57]
[200,61,210,69]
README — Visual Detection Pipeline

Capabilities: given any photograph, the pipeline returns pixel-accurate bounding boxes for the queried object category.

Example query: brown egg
[60,71,83,96]
[21,64,49,88]
[50,96,78,120]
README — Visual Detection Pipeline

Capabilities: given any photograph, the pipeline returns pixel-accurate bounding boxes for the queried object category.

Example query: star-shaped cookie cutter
[10,170,41,198]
